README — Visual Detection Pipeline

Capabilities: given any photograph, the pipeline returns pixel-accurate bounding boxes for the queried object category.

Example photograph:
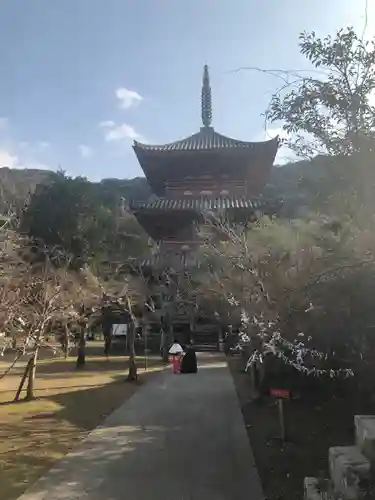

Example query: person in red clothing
[168,340,184,373]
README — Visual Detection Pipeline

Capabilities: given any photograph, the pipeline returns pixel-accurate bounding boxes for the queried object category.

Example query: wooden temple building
[129,65,281,350]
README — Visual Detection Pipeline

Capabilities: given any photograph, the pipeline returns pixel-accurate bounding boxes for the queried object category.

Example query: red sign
[270,388,291,399]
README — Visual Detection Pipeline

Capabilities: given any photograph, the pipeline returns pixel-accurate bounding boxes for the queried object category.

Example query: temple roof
[133,127,278,153]
[133,65,279,155]
[132,65,279,196]
[130,196,283,242]
[130,197,267,211]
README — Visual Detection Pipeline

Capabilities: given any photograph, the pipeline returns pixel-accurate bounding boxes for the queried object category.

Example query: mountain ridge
[0,167,151,213]
[0,160,319,215]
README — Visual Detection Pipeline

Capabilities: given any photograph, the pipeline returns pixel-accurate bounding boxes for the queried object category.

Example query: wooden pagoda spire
[132,63,279,196]
[201,65,212,128]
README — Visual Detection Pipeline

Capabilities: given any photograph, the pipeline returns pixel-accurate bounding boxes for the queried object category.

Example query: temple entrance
[192,317,220,351]
[171,321,220,351]
[172,323,191,347]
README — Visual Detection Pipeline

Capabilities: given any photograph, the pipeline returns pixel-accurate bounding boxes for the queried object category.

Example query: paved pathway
[18,355,263,500]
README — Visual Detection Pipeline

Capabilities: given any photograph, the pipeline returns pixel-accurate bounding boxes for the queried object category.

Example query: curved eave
[133,129,279,153]
[130,196,283,241]
[133,132,279,196]
[130,197,284,217]
[130,197,270,211]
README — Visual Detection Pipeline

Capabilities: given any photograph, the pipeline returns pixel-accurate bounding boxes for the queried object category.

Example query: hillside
[0,168,52,213]
[0,160,326,216]
[0,168,151,213]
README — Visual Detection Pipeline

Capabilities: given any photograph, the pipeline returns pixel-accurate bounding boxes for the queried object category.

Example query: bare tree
[0,224,106,399]
[173,212,375,383]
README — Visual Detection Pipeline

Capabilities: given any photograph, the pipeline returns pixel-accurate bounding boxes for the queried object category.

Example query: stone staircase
[305,415,375,500]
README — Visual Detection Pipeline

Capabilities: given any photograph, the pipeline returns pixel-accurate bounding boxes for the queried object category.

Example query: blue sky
[0,0,373,180]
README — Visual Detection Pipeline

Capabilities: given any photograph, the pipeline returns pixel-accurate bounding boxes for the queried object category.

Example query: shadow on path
[17,356,263,500]
[0,368,162,500]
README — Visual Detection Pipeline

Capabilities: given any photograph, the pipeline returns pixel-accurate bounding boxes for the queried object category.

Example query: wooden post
[144,323,148,371]
[270,388,290,442]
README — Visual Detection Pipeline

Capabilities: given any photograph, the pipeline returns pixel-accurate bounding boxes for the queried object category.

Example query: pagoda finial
[201,64,212,128]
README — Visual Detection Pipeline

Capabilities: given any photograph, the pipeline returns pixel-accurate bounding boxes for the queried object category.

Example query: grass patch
[0,346,165,500]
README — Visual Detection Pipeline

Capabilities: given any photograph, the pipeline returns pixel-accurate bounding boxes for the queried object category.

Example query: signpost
[270,388,291,441]
[144,323,148,371]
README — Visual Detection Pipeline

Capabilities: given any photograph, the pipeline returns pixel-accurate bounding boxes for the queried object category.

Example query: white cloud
[115,87,142,109]
[0,148,50,170]
[0,150,18,168]
[0,118,52,171]
[99,120,115,128]
[102,122,144,142]
[79,144,93,158]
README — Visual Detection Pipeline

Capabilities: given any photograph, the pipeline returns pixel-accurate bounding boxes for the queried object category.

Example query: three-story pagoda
[130,65,281,267]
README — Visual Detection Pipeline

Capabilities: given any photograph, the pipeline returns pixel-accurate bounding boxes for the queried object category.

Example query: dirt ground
[228,355,375,500]
[0,342,165,500]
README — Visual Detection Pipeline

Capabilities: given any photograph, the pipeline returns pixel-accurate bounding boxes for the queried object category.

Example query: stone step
[354,415,375,462]
[329,445,370,499]
[193,344,219,352]
[304,477,332,500]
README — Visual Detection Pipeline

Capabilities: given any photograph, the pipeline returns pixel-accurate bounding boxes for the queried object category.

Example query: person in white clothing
[168,340,184,373]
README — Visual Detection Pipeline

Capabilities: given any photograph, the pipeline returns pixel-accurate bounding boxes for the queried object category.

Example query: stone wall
[304,415,375,500]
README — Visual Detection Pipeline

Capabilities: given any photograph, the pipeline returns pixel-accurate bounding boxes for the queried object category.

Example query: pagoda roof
[134,127,278,153]
[132,65,279,196]
[130,197,268,211]
[130,196,283,243]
